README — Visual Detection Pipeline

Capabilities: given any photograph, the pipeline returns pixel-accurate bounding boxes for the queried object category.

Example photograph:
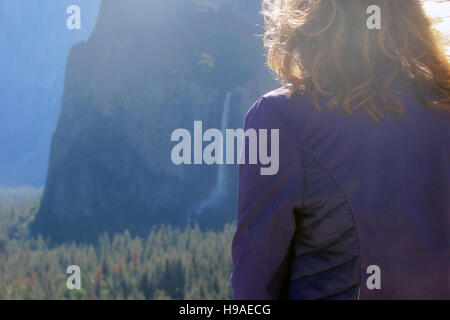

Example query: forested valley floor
[0,187,233,300]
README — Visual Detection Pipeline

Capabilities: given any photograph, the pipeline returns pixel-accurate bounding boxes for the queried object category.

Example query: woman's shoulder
[257,86,297,108]
[245,87,290,129]
[245,86,313,130]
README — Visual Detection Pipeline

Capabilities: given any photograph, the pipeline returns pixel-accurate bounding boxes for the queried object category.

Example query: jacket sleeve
[231,96,304,300]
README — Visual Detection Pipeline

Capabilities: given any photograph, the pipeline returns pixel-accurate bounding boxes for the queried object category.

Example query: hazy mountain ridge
[0,0,101,186]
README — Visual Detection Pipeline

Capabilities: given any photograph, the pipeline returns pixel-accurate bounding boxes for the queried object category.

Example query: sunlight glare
[422,0,450,57]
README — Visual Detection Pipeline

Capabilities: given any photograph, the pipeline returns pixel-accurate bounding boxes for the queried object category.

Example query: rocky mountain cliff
[32,0,277,242]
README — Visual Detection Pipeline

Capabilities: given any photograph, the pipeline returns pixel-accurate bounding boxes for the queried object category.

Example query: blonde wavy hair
[262,0,450,120]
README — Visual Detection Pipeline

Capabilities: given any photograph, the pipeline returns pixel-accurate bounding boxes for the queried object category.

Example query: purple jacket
[232,86,450,300]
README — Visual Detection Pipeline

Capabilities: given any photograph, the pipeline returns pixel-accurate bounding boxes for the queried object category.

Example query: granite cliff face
[32,0,276,241]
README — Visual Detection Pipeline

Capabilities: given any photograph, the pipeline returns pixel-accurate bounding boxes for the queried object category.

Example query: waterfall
[193,91,233,217]
[215,91,232,195]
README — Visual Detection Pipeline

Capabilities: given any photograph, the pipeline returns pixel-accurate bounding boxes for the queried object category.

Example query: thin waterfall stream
[193,90,233,218]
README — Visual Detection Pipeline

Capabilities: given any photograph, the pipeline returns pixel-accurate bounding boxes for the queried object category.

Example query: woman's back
[232,0,450,300]
[276,86,448,299]
[232,86,449,299]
